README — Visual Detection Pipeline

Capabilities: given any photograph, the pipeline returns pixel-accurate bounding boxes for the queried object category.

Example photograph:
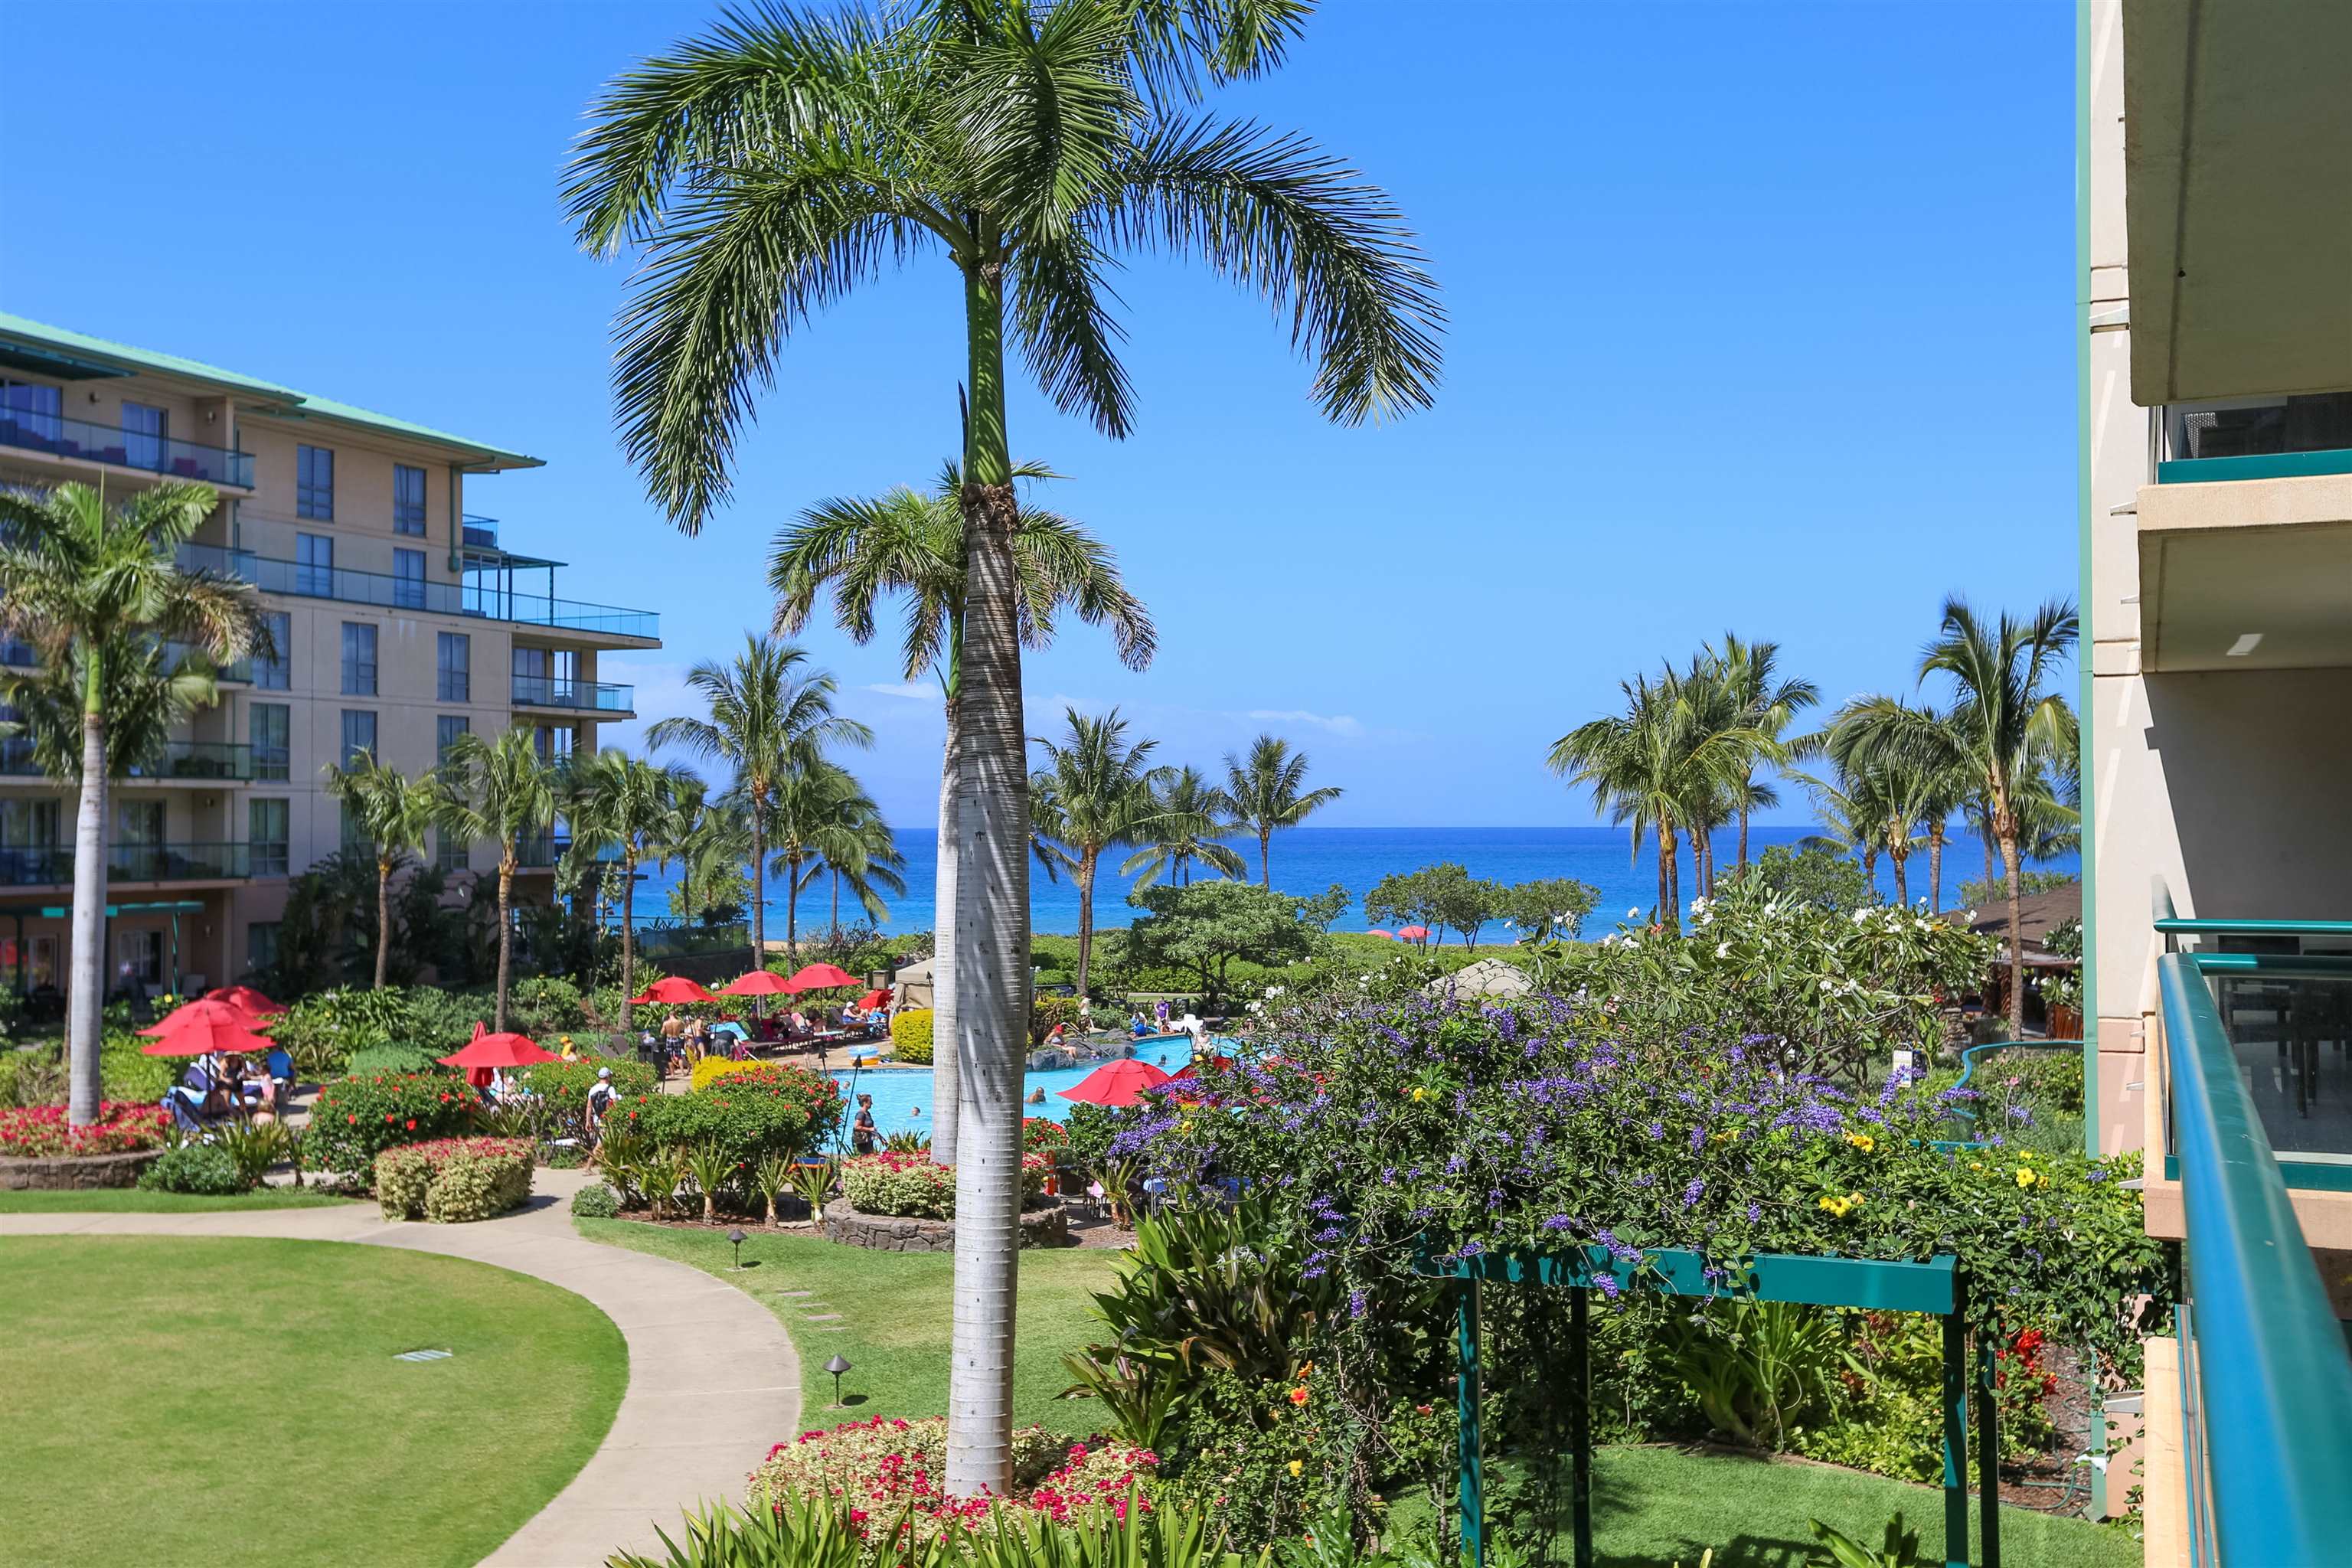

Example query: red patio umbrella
[139,995,270,1037]
[207,984,286,1016]
[438,1031,561,1068]
[629,975,717,1004]
[785,962,860,992]
[854,988,893,1011]
[1366,929,1394,939]
[718,969,795,996]
[1394,925,1431,942]
[1057,1058,1172,1109]
[139,999,277,1057]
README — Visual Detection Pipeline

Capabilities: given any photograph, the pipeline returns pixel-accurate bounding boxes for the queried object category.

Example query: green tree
[436,727,560,1032]
[1122,763,1243,889]
[1364,862,1504,949]
[1123,879,1334,1008]
[1030,706,1166,998]
[770,459,1150,1165]
[767,760,903,951]
[1740,843,1868,913]
[1494,877,1599,946]
[647,636,870,974]
[656,774,751,925]
[1221,733,1343,887]
[320,751,443,991]
[564,749,689,1029]
[1704,633,1819,875]
[569,0,1439,1494]
[809,781,907,941]
[0,479,267,1124]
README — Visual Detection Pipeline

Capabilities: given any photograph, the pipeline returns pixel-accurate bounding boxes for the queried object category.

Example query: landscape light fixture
[727,1226,749,1269]
[825,1353,854,1409]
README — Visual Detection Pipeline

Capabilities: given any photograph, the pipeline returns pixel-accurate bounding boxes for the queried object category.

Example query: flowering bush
[1023,1116,1069,1153]
[520,1057,659,1117]
[139,1143,248,1194]
[305,1071,479,1175]
[374,1136,534,1221]
[0,1102,170,1158]
[626,1062,843,1167]
[746,1416,1154,1538]
[840,1151,1050,1217]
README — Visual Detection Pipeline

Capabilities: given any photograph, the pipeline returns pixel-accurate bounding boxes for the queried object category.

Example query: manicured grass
[580,1217,1119,1434]
[1385,1446,2137,1568]
[0,1186,356,1214]
[0,1236,626,1568]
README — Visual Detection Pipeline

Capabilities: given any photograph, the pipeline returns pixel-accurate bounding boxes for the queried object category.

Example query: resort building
[2085,1,2352,1560]
[0,315,659,999]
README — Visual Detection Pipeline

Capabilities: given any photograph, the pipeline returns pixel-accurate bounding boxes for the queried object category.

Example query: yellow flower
[1287,1460,1304,1478]
[2015,1168,2039,1189]
[1410,1086,1429,1102]
[1970,1160,1984,1171]
[1845,1132,1876,1153]
[1847,1193,1866,1210]
[1818,1195,1851,1217]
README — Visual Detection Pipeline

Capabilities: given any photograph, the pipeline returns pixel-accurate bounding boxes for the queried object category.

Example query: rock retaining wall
[822,1196,1068,1253]
[0,1148,162,1190]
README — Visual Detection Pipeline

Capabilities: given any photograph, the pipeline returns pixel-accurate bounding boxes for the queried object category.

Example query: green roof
[0,313,543,471]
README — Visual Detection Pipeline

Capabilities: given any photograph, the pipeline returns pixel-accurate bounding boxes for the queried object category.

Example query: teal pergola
[1417,1245,2001,1568]
[0,898,206,996]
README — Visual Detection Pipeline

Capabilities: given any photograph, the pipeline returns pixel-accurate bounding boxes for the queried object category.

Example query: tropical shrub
[268,985,420,1076]
[0,1102,169,1157]
[305,1070,479,1175]
[1023,1116,1069,1154]
[210,1118,297,1189]
[374,1136,534,1222]
[1031,993,1085,1044]
[347,1044,443,1077]
[744,1416,1152,1536]
[520,1057,658,1120]
[691,1054,772,1092]
[890,1008,934,1064]
[611,1491,1224,1568]
[510,975,591,1034]
[570,1181,622,1218]
[840,1151,1049,1218]
[100,1032,176,1103]
[137,1142,247,1194]
[623,1062,844,1169]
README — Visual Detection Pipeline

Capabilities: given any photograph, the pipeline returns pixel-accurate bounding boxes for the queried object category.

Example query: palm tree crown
[437,727,563,1032]
[1031,706,1166,998]
[564,749,690,1027]
[1221,733,1341,887]
[1121,763,1243,889]
[322,750,442,990]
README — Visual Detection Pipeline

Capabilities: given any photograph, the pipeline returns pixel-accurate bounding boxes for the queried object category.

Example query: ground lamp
[824,1353,853,1410]
[727,1227,749,1269]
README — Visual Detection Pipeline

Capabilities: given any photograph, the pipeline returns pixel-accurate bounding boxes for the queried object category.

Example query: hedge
[374,1137,535,1222]
[841,1151,1049,1218]
[305,1071,480,1175]
[620,1062,844,1168]
[890,1008,934,1064]
[517,1057,658,1118]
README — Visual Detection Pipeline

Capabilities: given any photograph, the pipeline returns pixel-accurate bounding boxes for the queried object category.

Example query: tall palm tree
[321,751,442,990]
[1122,764,1243,889]
[565,749,688,1030]
[1705,633,1820,874]
[436,727,561,1032]
[1221,734,1342,888]
[655,774,752,923]
[647,637,870,973]
[1795,764,1889,888]
[766,759,898,952]
[806,780,907,939]
[769,458,1152,1165]
[0,479,266,1125]
[1841,599,2079,1037]
[1030,707,1165,998]
[569,0,1439,1495]
[1828,699,1975,913]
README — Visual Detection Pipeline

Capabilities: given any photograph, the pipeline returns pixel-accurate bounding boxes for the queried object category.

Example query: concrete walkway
[0,1168,799,1566]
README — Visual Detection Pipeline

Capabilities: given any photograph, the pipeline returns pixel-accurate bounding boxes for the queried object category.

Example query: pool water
[830,1038,1197,1142]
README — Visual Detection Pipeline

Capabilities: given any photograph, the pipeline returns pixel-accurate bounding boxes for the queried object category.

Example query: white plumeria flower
[1716,942,1731,959]
[1628,907,1641,919]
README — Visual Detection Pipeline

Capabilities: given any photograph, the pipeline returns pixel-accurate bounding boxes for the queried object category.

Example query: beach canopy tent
[629,975,717,1004]
[1058,1059,1171,1108]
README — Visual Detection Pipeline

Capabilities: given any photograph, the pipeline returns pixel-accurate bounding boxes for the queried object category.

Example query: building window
[296,533,334,596]
[341,709,376,768]
[1,379,63,441]
[250,703,290,782]
[116,929,165,988]
[341,622,376,696]
[254,611,291,691]
[297,444,335,519]
[394,548,426,610]
[247,922,280,976]
[394,463,427,536]
[437,714,469,763]
[534,724,573,763]
[249,799,289,877]
[436,826,469,874]
[0,798,60,887]
[122,402,168,470]
[340,802,366,852]
[116,799,165,847]
[436,632,469,701]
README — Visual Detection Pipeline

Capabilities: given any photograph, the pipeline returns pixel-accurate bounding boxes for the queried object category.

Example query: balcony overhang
[2122,0,2352,405]
[2137,470,2352,670]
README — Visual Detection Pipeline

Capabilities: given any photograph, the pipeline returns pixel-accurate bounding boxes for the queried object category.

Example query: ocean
[623,824,2076,942]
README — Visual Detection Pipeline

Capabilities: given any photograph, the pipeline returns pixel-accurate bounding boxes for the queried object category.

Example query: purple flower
[1689,1125,1707,1153]
[1541,1214,1573,1231]
[1595,1273,1622,1300]
[1350,1289,1368,1318]
[1681,1178,1706,1208]
[1746,1203,1762,1223]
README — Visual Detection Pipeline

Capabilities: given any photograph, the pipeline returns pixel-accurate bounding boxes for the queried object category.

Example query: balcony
[511,675,634,714]
[462,514,500,549]
[0,637,247,684]
[176,541,659,640]
[0,841,250,887]
[0,407,253,488]
[2158,393,2352,484]
[0,741,252,782]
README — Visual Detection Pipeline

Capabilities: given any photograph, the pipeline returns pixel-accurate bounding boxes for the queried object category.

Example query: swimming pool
[829,1038,1197,1143]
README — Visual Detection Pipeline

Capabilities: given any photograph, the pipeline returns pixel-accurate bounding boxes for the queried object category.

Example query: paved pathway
[0,1168,799,1566]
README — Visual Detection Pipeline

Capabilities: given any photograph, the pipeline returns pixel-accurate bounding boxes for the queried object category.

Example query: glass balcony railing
[0,741,252,782]
[462,514,499,548]
[514,834,571,870]
[0,841,252,886]
[0,407,253,488]
[2159,392,2352,483]
[175,542,660,640]
[511,675,634,712]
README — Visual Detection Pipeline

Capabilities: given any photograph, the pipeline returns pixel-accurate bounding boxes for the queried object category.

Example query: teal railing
[2157,951,2352,1566]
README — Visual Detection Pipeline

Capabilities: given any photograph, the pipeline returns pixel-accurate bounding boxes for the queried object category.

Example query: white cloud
[1246,708,1365,738]
[861,681,939,701]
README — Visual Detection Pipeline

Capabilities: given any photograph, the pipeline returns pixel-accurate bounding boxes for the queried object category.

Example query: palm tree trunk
[786,854,799,955]
[1258,827,1270,888]
[374,858,393,988]
[946,257,1028,1501]
[1981,829,1995,901]
[619,851,637,1033]
[65,678,108,1127]
[1661,822,1681,929]
[1928,827,1945,916]
[1736,795,1751,874]
[1075,851,1096,1001]
[1998,815,2027,1040]
[495,855,515,1032]
[750,811,767,1002]
[830,868,840,939]
[932,691,962,1168]
[1653,822,1670,920]
[1891,848,1908,909]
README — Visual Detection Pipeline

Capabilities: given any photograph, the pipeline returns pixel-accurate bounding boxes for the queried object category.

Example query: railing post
[1570,1286,1593,1568]
[1941,1281,1971,1568]
[1455,1277,1483,1568]
[1976,1329,2001,1568]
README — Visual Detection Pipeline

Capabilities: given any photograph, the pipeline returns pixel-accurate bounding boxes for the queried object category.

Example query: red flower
[347,1115,358,1125]
[405,1119,417,1130]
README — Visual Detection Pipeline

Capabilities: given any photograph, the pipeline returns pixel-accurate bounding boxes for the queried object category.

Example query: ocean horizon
[623,824,2078,943]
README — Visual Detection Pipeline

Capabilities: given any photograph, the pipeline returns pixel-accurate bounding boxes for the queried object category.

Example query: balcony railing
[0,407,253,488]
[462,514,499,548]
[0,841,252,886]
[2159,392,2352,483]
[0,741,252,782]
[511,675,634,713]
[2157,950,2352,1565]
[0,638,244,682]
[176,542,659,639]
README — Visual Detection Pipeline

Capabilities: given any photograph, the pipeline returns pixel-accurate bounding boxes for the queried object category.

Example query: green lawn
[0,1236,626,1568]
[579,1218,1119,1434]
[1384,1447,2137,1568]
[0,1187,356,1214]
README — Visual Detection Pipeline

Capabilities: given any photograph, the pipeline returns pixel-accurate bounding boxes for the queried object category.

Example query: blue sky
[0,2,2074,831]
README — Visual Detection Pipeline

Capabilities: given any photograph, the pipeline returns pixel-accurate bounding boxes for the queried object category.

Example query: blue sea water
[627,824,2076,942]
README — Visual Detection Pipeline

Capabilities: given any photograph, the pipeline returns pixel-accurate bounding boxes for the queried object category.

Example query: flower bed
[306,1070,482,1175]
[0,1102,170,1158]
[1022,1116,1068,1154]
[374,1136,536,1222]
[746,1416,1154,1538]
[840,1150,1050,1219]
[622,1061,844,1167]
